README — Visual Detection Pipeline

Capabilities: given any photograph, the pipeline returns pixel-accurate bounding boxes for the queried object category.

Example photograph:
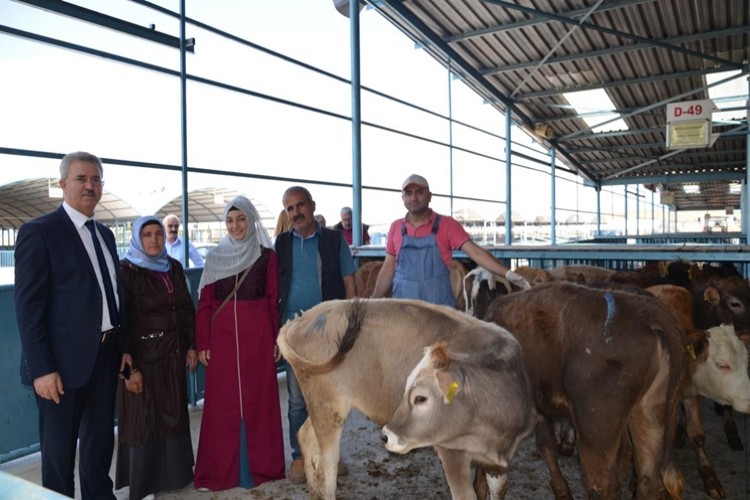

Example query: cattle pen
[2,0,750,498]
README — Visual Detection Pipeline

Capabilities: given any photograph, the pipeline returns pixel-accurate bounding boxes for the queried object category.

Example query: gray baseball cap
[402,174,429,191]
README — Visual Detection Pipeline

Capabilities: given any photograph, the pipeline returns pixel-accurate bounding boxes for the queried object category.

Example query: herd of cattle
[278,259,750,499]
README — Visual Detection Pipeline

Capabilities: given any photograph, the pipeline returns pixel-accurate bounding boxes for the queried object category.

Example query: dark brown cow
[277,299,535,500]
[484,282,686,500]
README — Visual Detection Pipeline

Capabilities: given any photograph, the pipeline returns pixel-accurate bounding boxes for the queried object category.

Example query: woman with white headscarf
[115,215,197,500]
[193,196,284,491]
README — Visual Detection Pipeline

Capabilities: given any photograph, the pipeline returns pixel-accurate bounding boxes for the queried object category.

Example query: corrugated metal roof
[371,0,749,211]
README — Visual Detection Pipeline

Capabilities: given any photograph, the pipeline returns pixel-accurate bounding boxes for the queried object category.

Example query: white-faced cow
[648,284,750,499]
[484,281,686,500]
[277,299,535,500]
[691,275,750,451]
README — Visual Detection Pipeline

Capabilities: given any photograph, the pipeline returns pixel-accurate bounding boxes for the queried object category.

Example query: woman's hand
[186,349,198,371]
[198,349,210,367]
[125,370,143,394]
[273,344,281,363]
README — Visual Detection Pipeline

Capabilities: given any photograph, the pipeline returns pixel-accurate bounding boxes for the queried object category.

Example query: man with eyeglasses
[163,214,204,267]
[15,151,132,499]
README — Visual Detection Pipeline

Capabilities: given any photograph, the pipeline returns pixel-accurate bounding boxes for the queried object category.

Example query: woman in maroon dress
[193,195,284,491]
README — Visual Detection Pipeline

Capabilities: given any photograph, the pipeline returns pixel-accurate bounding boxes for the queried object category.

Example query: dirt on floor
[3,378,750,499]
[243,402,750,500]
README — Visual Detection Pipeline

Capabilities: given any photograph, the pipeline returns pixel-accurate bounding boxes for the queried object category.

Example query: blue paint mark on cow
[603,293,615,344]
[306,312,328,336]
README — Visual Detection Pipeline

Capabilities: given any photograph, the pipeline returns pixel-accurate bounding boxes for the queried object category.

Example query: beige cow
[277,299,535,499]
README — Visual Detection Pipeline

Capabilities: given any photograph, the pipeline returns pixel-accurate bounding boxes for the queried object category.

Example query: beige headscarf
[197,195,272,295]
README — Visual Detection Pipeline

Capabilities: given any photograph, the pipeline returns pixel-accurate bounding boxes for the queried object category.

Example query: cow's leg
[684,396,726,499]
[536,417,572,500]
[473,462,509,500]
[473,464,488,499]
[627,398,686,500]
[556,418,576,457]
[297,418,327,500]
[435,446,477,500]
[301,397,350,500]
[718,404,743,450]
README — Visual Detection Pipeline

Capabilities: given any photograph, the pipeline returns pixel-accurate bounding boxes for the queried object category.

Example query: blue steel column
[178,0,196,405]
[350,0,363,246]
[745,74,750,241]
[596,187,601,235]
[179,0,189,268]
[180,0,190,267]
[624,185,628,237]
[651,189,654,234]
[550,145,556,245]
[504,107,512,245]
[448,63,454,217]
[636,185,640,236]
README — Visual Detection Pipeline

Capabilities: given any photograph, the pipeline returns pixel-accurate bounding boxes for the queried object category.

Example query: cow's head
[462,267,512,319]
[381,342,466,454]
[687,324,750,413]
[700,277,750,335]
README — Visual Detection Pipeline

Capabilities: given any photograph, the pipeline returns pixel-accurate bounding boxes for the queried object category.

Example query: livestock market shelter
[0,0,749,469]
[365,0,748,217]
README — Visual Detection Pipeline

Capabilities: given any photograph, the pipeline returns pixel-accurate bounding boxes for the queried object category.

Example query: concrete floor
[3,374,750,499]
[0,374,306,500]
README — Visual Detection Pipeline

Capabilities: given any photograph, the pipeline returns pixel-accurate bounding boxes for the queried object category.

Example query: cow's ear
[685,330,708,360]
[737,330,750,346]
[703,286,721,305]
[435,369,464,404]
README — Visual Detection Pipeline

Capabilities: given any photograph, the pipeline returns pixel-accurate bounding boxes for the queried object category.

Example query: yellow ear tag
[686,344,697,361]
[445,381,460,403]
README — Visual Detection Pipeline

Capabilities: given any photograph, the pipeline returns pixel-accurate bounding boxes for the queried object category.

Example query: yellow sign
[666,119,710,149]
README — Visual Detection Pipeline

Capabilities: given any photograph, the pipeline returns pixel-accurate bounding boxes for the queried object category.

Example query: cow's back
[279,298,516,425]
[484,282,686,419]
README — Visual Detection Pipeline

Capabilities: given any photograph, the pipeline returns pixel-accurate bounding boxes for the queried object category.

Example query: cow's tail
[654,320,688,499]
[279,300,367,376]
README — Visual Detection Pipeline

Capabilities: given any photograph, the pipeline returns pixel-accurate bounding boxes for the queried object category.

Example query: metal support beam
[350,0,363,246]
[179,0,190,268]
[14,0,193,51]
[550,146,557,245]
[505,107,512,245]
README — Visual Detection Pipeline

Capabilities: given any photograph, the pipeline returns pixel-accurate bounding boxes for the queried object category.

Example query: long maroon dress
[193,247,284,490]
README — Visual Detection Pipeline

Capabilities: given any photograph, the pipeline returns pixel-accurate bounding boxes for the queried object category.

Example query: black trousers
[36,337,119,499]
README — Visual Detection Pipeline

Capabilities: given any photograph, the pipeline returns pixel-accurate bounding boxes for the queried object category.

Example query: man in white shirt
[163,214,204,267]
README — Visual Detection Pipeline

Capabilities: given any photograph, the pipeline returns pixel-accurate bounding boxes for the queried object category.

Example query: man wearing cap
[372,174,529,306]
[333,206,371,245]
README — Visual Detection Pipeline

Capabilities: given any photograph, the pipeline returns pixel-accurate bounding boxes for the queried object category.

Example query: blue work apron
[393,215,455,307]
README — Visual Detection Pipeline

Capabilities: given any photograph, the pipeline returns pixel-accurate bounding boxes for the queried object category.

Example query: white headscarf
[197,195,273,294]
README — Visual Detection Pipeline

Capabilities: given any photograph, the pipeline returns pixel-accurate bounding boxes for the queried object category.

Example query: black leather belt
[101,328,115,343]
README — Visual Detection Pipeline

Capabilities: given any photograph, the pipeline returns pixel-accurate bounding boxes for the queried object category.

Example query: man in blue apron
[372,174,529,306]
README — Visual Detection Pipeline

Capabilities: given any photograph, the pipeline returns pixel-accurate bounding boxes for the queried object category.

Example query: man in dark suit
[15,151,132,499]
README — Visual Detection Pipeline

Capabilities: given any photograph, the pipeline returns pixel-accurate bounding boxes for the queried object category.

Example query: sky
[0,0,656,234]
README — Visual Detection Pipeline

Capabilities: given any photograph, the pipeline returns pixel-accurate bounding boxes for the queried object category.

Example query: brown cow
[547,264,616,283]
[354,259,468,309]
[513,265,555,287]
[484,282,686,500]
[277,299,535,500]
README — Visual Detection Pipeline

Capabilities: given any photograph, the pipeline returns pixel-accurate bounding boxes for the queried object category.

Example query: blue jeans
[284,360,308,460]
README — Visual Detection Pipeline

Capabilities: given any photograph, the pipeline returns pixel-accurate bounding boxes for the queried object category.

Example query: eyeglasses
[69,175,104,187]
